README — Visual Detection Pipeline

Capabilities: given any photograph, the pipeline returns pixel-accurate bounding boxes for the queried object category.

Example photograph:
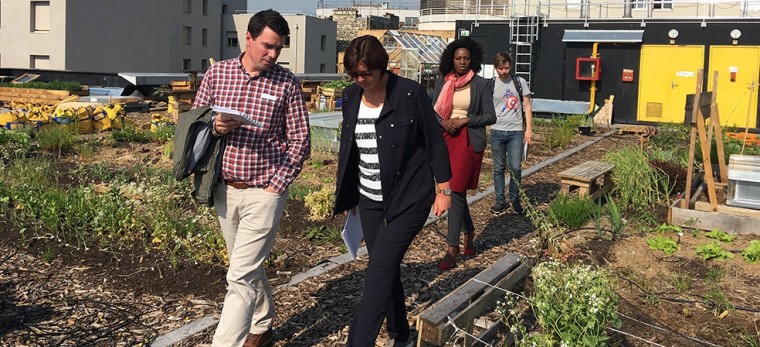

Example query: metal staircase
[509,16,541,87]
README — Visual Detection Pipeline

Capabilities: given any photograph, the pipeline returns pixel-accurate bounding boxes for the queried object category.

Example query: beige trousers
[211,184,288,347]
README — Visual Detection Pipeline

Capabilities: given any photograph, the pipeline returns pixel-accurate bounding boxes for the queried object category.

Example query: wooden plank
[693,201,760,219]
[418,253,521,345]
[558,161,601,179]
[443,263,530,342]
[670,199,760,235]
[573,163,614,181]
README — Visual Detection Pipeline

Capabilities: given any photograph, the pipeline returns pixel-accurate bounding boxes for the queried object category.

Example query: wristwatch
[436,188,451,196]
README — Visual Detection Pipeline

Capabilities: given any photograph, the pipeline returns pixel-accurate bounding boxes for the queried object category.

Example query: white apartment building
[232,13,338,73]
[0,0,245,73]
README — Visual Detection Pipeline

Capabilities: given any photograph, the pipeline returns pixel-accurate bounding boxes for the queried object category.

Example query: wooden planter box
[0,86,89,105]
[318,86,343,98]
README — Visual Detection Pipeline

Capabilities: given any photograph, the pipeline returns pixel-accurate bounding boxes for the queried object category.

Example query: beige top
[451,85,471,119]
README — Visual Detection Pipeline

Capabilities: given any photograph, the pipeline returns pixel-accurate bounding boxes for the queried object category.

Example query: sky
[247,1,419,15]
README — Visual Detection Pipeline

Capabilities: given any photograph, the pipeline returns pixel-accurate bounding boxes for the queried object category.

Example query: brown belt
[224,181,258,190]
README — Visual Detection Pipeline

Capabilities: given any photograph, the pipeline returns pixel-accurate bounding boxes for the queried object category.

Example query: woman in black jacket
[432,37,497,270]
[333,35,452,346]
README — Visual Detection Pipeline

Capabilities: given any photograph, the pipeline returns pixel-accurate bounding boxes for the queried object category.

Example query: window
[183,26,192,46]
[226,31,238,48]
[202,0,208,15]
[202,28,208,46]
[31,1,50,32]
[653,0,672,9]
[201,59,209,71]
[320,35,327,52]
[320,64,326,73]
[30,55,50,69]
[284,35,290,48]
[222,4,228,14]
[184,0,191,13]
[631,0,646,9]
[183,58,191,71]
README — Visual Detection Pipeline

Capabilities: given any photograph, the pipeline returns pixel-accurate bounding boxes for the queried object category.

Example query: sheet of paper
[211,105,255,125]
[341,210,363,260]
[523,143,529,162]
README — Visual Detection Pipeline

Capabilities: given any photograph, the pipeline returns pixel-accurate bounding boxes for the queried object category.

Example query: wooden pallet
[558,161,614,199]
[417,253,529,346]
[618,125,655,135]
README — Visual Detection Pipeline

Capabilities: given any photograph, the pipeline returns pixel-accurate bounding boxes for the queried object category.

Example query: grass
[547,194,599,228]
[604,147,672,213]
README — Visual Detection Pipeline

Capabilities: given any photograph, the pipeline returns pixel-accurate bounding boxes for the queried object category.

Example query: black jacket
[432,75,497,152]
[333,73,452,222]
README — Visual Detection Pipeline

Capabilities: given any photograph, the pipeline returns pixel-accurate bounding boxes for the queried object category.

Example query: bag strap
[511,73,527,130]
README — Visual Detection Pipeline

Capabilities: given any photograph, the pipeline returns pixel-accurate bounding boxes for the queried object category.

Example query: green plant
[607,196,624,239]
[303,225,341,243]
[705,266,725,283]
[36,124,78,156]
[111,125,151,143]
[523,262,620,345]
[547,194,599,228]
[320,80,353,89]
[654,223,682,233]
[704,288,734,315]
[150,123,175,143]
[303,185,335,221]
[647,236,679,255]
[0,128,32,161]
[545,124,575,149]
[696,242,734,261]
[0,80,84,91]
[671,275,692,293]
[287,183,312,201]
[705,229,736,243]
[742,240,760,264]
[604,147,672,212]
[592,200,605,238]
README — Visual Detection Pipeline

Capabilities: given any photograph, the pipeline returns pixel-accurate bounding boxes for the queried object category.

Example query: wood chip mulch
[0,133,640,346]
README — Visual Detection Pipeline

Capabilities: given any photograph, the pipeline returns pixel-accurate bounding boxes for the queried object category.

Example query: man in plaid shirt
[192,9,310,347]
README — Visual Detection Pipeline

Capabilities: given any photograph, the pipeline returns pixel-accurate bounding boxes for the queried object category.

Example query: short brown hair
[493,52,513,67]
[343,35,389,74]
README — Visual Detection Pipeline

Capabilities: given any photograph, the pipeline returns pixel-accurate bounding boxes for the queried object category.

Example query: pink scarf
[434,70,475,120]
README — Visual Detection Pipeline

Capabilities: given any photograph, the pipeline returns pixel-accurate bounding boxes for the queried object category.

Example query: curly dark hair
[438,37,484,75]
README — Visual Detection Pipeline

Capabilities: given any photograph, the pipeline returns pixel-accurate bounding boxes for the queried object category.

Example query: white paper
[341,210,363,260]
[523,143,529,162]
[211,105,255,125]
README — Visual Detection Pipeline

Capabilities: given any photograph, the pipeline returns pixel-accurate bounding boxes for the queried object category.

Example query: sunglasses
[348,70,374,78]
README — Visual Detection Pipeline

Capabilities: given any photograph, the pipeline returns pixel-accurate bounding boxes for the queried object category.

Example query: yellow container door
[637,45,705,123]
[707,46,760,128]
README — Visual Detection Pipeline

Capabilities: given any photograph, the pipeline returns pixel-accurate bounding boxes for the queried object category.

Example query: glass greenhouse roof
[386,30,447,65]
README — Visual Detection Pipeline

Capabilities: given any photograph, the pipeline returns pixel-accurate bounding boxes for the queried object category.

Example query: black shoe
[489,202,508,215]
[510,201,524,215]
[391,329,418,347]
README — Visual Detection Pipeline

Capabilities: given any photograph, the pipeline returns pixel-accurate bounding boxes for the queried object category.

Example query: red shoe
[463,246,476,256]
[437,253,457,270]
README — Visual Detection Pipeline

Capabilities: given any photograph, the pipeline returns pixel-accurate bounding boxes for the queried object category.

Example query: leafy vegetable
[647,236,679,255]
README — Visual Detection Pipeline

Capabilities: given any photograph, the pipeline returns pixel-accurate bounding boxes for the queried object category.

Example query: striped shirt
[192,53,311,194]
[356,102,383,201]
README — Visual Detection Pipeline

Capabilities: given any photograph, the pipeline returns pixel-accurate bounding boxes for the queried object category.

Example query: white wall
[0,0,67,70]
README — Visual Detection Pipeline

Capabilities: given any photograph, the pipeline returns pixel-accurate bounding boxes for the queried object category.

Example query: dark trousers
[347,194,429,346]
[447,191,474,246]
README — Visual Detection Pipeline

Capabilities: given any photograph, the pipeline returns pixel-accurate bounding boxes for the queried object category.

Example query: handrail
[418,0,760,22]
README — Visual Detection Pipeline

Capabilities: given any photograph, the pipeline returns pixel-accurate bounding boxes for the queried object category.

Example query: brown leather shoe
[243,329,273,347]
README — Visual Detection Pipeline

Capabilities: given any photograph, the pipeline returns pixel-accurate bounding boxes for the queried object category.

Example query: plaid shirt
[192,54,311,194]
